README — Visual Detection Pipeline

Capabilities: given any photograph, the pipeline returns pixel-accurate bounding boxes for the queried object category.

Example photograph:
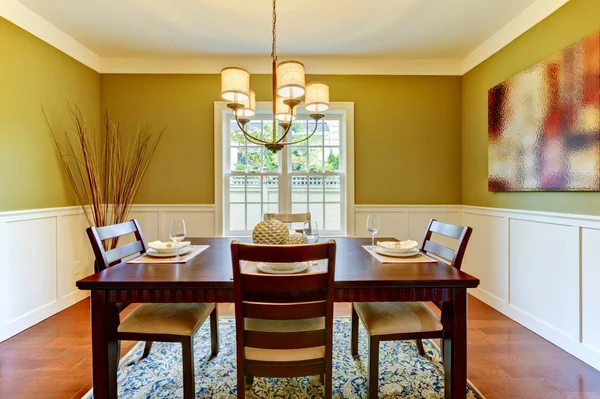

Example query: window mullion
[281,123,290,214]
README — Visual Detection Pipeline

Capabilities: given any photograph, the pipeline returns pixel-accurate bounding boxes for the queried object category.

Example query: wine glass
[169,219,186,261]
[366,215,380,249]
[303,221,319,244]
[303,221,319,265]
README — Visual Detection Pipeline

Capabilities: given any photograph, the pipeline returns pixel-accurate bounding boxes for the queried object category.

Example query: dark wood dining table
[77,237,479,399]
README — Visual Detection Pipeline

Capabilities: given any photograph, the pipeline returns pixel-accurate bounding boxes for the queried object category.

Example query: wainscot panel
[463,205,600,372]
[2,203,599,372]
[0,204,215,342]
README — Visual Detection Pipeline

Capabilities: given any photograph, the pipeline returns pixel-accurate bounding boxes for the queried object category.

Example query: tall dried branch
[44,103,164,249]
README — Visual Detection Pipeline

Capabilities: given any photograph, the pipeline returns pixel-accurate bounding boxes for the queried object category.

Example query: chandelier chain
[271,0,277,62]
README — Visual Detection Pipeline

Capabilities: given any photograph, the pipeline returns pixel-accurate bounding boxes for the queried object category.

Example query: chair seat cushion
[353,302,442,336]
[245,346,326,362]
[118,303,215,336]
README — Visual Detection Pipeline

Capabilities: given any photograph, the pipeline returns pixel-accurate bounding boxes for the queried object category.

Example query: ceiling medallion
[220,0,330,152]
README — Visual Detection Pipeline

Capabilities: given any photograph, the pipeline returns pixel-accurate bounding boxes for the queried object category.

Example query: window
[217,103,353,236]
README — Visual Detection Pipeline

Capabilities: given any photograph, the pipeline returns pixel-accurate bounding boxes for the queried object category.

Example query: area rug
[83,317,484,398]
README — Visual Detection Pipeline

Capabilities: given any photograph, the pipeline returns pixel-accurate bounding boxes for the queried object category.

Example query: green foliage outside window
[231,122,339,172]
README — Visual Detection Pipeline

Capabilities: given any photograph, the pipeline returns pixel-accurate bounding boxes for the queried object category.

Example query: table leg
[443,288,467,399]
[91,290,119,399]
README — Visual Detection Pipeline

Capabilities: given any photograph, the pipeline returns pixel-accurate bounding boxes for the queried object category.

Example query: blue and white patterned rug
[83,318,484,398]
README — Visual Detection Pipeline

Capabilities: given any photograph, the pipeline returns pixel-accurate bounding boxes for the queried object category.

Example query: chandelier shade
[221,67,250,104]
[235,90,256,118]
[275,97,296,122]
[219,0,329,152]
[276,61,305,99]
[305,82,330,113]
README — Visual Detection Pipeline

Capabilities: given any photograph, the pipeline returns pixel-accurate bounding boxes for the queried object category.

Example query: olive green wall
[100,74,462,205]
[462,0,600,215]
[0,17,100,212]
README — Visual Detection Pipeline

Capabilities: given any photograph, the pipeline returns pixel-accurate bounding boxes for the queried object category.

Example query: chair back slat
[243,302,326,320]
[105,241,145,265]
[95,221,138,240]
[244,330,325,350]
[429,220,465,239]
[422,240,455,263]
[241,273,328,303]
[242,289,328,304]
[231,240,336,378]
[87,219,147,272]
[420,219,473,269]
[236,243,325,263]
[270,212,311,224]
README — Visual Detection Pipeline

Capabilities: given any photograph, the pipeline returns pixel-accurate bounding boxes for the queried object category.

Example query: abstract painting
[488,30,600,192]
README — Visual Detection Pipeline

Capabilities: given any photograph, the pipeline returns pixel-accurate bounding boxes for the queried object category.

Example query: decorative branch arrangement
[45,103,164,248]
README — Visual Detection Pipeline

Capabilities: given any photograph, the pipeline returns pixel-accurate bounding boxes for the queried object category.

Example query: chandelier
[220,0,330,152]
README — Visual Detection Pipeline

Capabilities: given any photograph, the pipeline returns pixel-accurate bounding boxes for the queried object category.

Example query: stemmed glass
[303,221,319,244]
[366,215,380,249]
[303,221,320,265]
[169,219,186,261]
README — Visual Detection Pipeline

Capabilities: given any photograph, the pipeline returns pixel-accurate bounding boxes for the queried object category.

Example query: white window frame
[214,101,354,236]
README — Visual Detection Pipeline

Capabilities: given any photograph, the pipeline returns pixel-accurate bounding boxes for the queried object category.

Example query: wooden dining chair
[350,219,472,399]
[86,219,219,399]
[230,240,336,399]
[269,212,311,224]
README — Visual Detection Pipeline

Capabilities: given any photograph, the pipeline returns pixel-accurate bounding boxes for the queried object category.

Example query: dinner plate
[257,262,309,274]
[373,246,420,258]
[146,246,194,258]
[147,241,191,254]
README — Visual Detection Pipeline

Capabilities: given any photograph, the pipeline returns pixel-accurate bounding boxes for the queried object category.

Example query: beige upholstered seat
[353,302,442,336]
[118,303,215,336]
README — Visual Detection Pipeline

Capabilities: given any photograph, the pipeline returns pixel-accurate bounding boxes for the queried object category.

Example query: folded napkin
[377,240,419,250]
[148,240,190,249]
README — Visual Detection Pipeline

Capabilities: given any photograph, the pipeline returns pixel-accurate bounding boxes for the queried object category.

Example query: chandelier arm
[234,114,270,145]
[276,121,294,143]
[278,118,321,146]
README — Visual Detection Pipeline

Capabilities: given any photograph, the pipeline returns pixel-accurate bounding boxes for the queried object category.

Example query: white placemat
[362,245,436,264]
[127,245,209,264]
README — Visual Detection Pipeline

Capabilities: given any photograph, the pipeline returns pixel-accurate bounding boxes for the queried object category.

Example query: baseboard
[0,290,89,342]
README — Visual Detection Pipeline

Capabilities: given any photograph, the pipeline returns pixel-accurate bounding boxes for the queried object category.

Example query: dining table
[76,236,480,399]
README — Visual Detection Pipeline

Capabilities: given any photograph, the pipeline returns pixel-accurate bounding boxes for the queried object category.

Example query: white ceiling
[16,0,539,59]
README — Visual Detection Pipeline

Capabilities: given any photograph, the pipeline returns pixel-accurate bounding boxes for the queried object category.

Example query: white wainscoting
[2,202,599,372]
[0,204,215,343]
[462,206,600,372]
[353,205,461,241]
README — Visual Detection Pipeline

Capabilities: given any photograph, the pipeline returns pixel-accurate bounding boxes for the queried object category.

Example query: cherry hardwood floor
[0,296,599,398]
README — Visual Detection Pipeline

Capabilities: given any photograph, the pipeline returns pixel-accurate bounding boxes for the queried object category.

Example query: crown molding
[461,0,570,74]
[2,0,570,76]
[98,56,463,75]
[0,0,101,70]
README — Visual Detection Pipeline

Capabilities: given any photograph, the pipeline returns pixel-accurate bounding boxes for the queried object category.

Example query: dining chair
[86,219,219,399]
[269,212,311,224]
[230,240,336,399]
[350,219,472,398]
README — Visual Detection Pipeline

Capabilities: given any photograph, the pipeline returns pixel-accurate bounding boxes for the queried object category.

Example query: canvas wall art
[488,30,600,192]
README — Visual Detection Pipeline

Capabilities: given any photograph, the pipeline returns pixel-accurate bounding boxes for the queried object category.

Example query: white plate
[376,240,419,253]
[147,241,191,254]
[146,246,194,258]
[257,262,309,274]
[373,247,420,258]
